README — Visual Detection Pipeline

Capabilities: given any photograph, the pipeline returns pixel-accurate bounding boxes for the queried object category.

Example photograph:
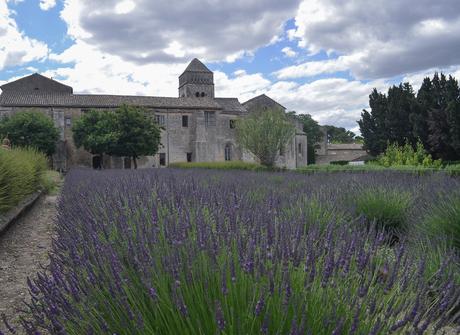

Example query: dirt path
[0,195,57,333]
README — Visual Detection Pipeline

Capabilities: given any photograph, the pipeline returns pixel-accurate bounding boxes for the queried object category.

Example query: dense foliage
[72,105,161,168]
[377,141,442,167]
[0,147,48,213]
[6,169,460,334]
[108,105,162,169]
[236,107,295,167]
[358,73,460,160]
[323,125,357,144]
[0,111,59,156]
[72,110,118,168]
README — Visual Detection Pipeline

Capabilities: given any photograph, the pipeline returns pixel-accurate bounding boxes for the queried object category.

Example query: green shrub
[0,147,48,213]
[354,188,413,235]
[444,164,460,176]
[169,161,272,171]
[0,111,59,155]
[421,195,460,251]
[378,141,442,168]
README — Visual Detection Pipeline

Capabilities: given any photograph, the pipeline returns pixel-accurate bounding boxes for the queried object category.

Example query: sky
[1,0,460,133]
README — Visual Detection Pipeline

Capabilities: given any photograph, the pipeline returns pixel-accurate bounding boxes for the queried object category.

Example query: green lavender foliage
[13,170,459,335]
[354,187,413,234]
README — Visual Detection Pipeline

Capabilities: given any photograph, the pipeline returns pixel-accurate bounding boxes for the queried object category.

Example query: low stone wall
[0,191,43,235]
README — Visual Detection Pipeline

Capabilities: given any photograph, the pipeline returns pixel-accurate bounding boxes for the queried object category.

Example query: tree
[236,107,295,167]
[358,89,388,156]
[358,75,460,160]
[385,83,418,146]
[323,125,356,143]
[109,105,161,169]
[0,110,59,156]
[426,74,460,161]
[72,110,118,168]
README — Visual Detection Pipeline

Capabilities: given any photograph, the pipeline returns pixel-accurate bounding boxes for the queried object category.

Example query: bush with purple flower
[3,169,459,334]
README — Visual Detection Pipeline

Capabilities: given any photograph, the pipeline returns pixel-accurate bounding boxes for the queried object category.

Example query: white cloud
[275,55,359,79]
[114,0,136,15]
[39,0,56,11]
[0,1,49,70]
[48,41,183,96]
[262,78,388,129]
[59,0,301,64]
[281,47,297,58]
[291,0,460,79]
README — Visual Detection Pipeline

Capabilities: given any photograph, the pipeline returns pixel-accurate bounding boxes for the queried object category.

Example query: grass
[298,163,446,175]
[0,147,48,213]
[354,187,413,236]
[40,170,63,195]
[421,194,460,251]
[169,161,273,171]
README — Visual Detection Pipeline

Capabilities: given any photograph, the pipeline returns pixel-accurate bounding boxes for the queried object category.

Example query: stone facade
[0,59,307,170]
[315,127,366,164]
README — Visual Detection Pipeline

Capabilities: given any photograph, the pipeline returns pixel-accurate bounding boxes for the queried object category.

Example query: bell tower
[178,58,214,98]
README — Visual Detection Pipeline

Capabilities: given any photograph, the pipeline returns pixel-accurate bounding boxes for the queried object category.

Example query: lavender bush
[3,169,460,334]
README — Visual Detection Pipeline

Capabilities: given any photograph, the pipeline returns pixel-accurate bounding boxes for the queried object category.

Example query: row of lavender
[4,169,460,334]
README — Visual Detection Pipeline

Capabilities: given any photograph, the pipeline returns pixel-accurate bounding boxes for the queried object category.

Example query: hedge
[0,147,48,213]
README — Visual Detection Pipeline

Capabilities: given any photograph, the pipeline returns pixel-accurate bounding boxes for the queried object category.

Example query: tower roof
[182,58,212,73]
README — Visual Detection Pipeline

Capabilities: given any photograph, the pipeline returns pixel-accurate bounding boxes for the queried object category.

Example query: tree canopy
[323,125,357,144]
[358,73,460,161]
[108,105,162,169]
[236,107,295,167]
[0,110,59,156]
[72,110,118,164]
[72,105,161,169]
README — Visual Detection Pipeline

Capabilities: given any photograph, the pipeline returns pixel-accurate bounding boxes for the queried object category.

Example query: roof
[182,58,212,73]
[214,98,247,113]
[0,92,223,109]
[327,143,365,150]
[0,73,73,94]
[242,94,286,111]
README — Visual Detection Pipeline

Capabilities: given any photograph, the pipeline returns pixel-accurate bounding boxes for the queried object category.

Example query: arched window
[201,92,205,97]
[224,144,232,161]
[195,92,200,97]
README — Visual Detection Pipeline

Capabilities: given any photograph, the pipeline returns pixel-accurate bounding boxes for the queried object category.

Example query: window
[155,114,165,126]
[195,92,200,97]
[298,143,302,156]
[229,119,236,129]
[186,152,192,162]
[182,115,189,127]
[159,153,166,166]
[201,92,205,97]
[65,117,72,127]
[224,144,232,161]
[204,111,216,127]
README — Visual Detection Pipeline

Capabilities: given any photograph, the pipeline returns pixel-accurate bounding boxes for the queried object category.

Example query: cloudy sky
[1,0,460,132]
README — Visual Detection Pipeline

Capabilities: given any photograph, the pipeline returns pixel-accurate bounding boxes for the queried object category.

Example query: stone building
[0,59,307,170]
[315,127,367,164]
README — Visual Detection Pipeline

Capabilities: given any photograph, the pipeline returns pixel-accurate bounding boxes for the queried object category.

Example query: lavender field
[10,169,460,334]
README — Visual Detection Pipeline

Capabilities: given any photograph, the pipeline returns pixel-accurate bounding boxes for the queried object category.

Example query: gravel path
[0,195,57,334]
